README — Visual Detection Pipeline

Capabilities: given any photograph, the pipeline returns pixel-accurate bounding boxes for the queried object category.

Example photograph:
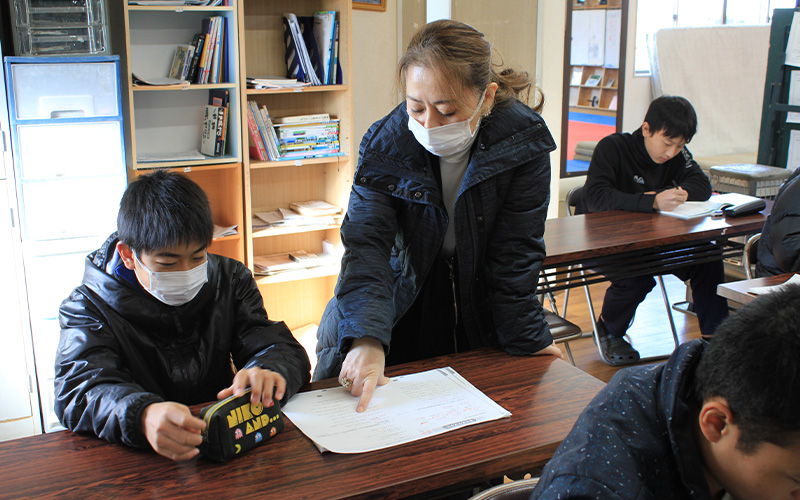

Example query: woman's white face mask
[134,252,208,307]
[408,91,486,157]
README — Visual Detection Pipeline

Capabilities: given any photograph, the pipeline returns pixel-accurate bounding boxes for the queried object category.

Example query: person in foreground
[314,19,561,411]
[55,171,311,461]
[530,284,800,500]
[577,95,728,365]
[756,165,800,276]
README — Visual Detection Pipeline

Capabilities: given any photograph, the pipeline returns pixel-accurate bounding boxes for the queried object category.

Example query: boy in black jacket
[55,171,311,461]
[531,285,800,500]
[577,95,728,365]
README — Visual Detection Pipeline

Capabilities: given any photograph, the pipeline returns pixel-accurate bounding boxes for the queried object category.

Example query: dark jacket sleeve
[484,138,553,355]
[56,291,163,449]
[767,169,800,273]
[229,263,311,402]
[583,136,656,213]
[334,179,399,351]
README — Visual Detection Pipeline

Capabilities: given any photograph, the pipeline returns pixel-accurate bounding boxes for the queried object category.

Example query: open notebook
[659,193,762,220]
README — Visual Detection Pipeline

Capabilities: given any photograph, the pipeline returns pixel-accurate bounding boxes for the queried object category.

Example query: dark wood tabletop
[541,209,768,292]
[717,272,798,305]
[544,209,767,267]
[0,349,604,500]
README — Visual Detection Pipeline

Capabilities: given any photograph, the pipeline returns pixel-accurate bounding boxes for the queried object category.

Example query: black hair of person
[694,284,800,453]
[643,95,698,143]
[117,170,214,255]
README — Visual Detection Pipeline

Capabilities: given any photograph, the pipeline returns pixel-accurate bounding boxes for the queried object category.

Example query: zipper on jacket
[446,256,459,353]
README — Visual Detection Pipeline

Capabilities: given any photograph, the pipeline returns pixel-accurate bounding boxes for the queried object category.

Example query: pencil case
[199,388,283,462]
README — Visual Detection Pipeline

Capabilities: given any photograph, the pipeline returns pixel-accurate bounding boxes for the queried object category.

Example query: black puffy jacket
[55,234,310,449]
[757,166,800,276]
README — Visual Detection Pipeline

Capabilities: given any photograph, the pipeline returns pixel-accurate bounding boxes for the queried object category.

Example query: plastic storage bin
[709,164,792,199]
[11,0,109,56]
[9,61,119,119]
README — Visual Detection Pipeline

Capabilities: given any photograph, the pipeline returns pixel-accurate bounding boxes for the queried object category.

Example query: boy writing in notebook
[55,170,310,461]
[576,95,728,365]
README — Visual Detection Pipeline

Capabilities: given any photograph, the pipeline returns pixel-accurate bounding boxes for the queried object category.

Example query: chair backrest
[467,478,540,500]
[743,232,761,279]
[565,186,584,216]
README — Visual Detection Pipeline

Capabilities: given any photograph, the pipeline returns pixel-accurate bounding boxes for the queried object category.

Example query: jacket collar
[83,233,217,335]
[658,339,712,498]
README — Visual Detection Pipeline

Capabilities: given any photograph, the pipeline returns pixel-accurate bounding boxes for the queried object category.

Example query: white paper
[786,12,800,68]
[748,274,800,295]
[659,193,761,220]
[788,130,800,170]
[604,9,621,69]
[282,367,511,454]
[788,71,800,123]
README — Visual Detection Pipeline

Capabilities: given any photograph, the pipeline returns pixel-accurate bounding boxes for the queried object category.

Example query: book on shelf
[283,13,324,85]
[273,113,331,124]
[312,11,336,85]
[213,224,238,239]
[168,44,194,81]
[289,200,343,217]
[246,105,268,161]
[201,105,223,156]
[208,89,229,156]
[584,74,602,87]
[254,208,337,228]
[259,103,283,161]
[186,33,206,83]
[246,75,309,89]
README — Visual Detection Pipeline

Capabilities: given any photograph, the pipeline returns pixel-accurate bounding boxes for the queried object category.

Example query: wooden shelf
[240,0,354,331]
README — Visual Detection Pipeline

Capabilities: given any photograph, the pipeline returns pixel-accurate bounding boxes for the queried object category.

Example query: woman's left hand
[339,337,391,413]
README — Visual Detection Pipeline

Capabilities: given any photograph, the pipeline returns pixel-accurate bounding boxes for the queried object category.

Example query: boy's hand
[141,402,205,461]
[654,186,688,212]
[217,367,287,408]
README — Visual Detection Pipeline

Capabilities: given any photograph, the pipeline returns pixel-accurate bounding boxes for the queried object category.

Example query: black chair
[467,478,540,500]
[563,186,680,364]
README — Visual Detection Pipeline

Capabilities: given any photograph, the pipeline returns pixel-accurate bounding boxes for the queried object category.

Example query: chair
[467,478,540,500]
[743,232,761,279]
[539,278,582,365]
[563,186,680,363]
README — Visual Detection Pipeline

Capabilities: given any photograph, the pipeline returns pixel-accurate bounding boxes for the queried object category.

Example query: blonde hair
[397,20,544,114]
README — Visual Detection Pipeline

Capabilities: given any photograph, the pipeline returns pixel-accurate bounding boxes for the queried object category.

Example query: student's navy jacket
[55,233,311,449]
[757,166,800,276]
[314,100,555,380]
[531,340,714,500]
[577,127,712,214]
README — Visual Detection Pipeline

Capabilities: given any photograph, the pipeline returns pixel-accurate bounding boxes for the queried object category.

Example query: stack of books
[165,15,228,85]
[253,201,343,230]
[246,105,341,162]
[283,12,341,86]
[253,240,338,277]
[246,75,310,90]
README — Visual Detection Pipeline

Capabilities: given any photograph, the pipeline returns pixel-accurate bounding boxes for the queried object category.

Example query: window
[634,0,797,74]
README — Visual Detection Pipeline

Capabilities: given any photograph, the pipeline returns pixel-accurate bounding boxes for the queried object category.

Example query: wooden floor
[550,274,704,383]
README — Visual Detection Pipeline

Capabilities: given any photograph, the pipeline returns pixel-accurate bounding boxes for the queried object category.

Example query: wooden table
[0,348,604,500]
[717,272,797,305]
[542,209,768,291]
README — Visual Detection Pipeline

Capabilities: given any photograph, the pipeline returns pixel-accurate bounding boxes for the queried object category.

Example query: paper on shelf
[282,367,511,454]
[748,273,800,295]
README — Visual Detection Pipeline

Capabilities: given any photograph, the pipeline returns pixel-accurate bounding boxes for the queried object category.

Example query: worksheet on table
[282,367,511,453]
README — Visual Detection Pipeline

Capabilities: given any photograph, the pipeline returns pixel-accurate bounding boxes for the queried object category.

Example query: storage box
[11,0,109,56]
[709,164,792,199]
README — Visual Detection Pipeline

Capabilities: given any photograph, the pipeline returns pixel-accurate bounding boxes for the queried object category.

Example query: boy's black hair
[643,95,697,142]
[117,170,214,255]
[694,284,800,453]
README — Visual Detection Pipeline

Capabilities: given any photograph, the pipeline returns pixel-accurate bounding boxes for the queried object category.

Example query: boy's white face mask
[407,91,486,157]
[133,252,208,307]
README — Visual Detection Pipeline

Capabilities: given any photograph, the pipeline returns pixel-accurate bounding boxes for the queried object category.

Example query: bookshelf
[109,3,245,263]
[238,0,354,332]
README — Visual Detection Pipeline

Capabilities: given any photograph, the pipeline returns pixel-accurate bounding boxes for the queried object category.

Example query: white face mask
[134,252,208,307]
[407,90,487,157]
